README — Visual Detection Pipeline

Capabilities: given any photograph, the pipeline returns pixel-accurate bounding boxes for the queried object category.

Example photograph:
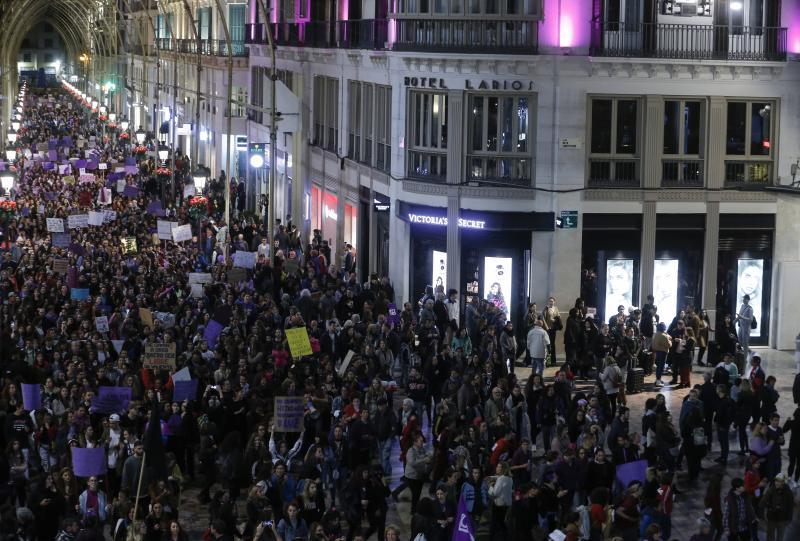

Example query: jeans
[378,438,394,476]
[541,424,556,452]
[717,426,730,462]
[532,357,544,375]
[766,520,788,541]
[738,422,750,452]
[655,351,667,380]
[547,329,558,362]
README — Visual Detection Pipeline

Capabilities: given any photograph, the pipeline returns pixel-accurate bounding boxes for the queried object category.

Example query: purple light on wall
[340,0,349,21]
[787,2,800,54]
[540,0,592,50]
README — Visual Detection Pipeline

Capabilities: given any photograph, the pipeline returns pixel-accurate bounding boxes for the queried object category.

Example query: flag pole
[132,450,146,520]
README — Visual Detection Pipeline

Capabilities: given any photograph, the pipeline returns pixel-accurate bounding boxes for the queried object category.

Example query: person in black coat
[782,407,800,483]
[563,309,584,368]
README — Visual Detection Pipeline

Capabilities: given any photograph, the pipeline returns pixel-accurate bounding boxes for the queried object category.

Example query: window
[156,14,173,39]
[662,99,704,186]
[23,53,32,62]
[587,97,640,186]
[44,53,54,62]
[725,100,775,185]
[44,39,54,48]
[347,81,392,172]
[229,4,246,43]
[407,91,447,180]
[313,76,339,153]
[394,0,538,16]
[198,8,211,40]
[466,94,534,183]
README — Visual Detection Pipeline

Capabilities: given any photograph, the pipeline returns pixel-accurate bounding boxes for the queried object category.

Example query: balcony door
[712,0,729,58]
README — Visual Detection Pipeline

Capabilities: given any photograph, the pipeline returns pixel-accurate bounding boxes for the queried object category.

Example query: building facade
[121,0,800,349]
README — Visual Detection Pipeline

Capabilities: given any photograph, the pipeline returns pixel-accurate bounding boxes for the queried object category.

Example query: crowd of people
[0,83,798,541]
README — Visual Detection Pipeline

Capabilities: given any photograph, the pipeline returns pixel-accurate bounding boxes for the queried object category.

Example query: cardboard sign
[143,342,176,370]
[273,396,305,432]
[172,224,192,243]
[70,288,90,301]
[191,283,204,298]
[285,327,313,358]
[233,251,257,269]
[46,218,65,233]
[67,214,89,229]
[88,211,105,226]
[52,233,71,248]
[102,209,117,223]
[139,308,154,329]
[157,220,178,241]
[92,386,132,414]
[52,258,69,274]
[227,267,247,284]
[71,447,107,477]
[95,316,110,333]
[121,237,138,255]
[188,272,213,285]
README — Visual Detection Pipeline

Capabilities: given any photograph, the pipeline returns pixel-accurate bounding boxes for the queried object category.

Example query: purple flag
[67,267,78,288]
[93,386,132,414]
[452,492,476,541]
[146,201,165,216]
[48,140,58,150]
[203,320,224,349]
[173,380,199,402]
[616,459,648,489]
[48,149,58,161]
[22,383,41,411]
[86,161,98,170]
[43,162,54,171]
[76,159,88,169]
[124,165,138,175]
[125,156,137,166]
[62,136,73,147]
[21,207,30,217]
[123,185,139,198]
[44,191,57,201]
[71,447,107,477]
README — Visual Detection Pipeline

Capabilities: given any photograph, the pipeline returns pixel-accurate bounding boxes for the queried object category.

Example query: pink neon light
[787,2,800,54]
[540,0,591,50]
[559,15,574,47]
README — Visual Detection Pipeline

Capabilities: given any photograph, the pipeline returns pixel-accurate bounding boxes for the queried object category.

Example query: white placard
[46,218,65,233]
[157,220,178,240]
[79,174,94,183]
[338,350,356,377]
[58,164,71,175]
[191,283,204,298]
[171,224,192,243]
[188,273,213,284]
[98,163,108,170]
[88,211,105,226]
[67,214,89,229]
[95,316,109,333]
[102,209,117,223]
[116,179,125,193]
[79,168,86,176]
[233,251,257,269]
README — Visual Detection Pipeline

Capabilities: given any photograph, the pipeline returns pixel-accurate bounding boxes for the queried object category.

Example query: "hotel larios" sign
[404,77,534,91]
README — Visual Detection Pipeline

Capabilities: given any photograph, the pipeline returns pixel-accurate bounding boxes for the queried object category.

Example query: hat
[109,414,121,422]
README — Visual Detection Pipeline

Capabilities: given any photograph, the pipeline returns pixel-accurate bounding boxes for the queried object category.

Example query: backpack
[692,427,707,446]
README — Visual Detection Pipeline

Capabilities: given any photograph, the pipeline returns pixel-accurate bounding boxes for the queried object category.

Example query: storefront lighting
[407,213,486,229]
[158,145,170,162]
[249,153,265,169]
[99,105,107,115]
[120,119,129,132]
[109,113,117,123]
[731,1,743,10]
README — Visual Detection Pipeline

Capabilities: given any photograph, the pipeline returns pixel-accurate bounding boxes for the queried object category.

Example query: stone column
[702,201,720,336]
[707,97,727,190]
[445,89,464,294]
[639,200,657,306]
[643,96,664,189]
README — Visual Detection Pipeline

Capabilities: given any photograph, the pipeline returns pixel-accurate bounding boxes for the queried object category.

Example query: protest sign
[157,220,177,241]
[154,312,175,328]
[70,288,90,301]
[46,218,64,232]
[233,251,257,269]
[121,237,138,255]
[191,284,204,298]
[116,179,125,193]
[286,327,313,358]
[338,350,356,377]
[143,342,176,370]
[71,447,107,477]
[58,164,71,175]
[139,308,154,329]
[52,233,71,249]
[67,214,89,229]
[274,396,305,432]
[172,367,191,382]
[79,174,95,183]
[387,303,400,326]
[173,380,199,403]
[227,267,247,285]
[124,165,138,175]
[111,340,125,354]
[52,258,69,274]
[122,185,139,198]
[92,386,132,414]
[172,224,192,243]
[188,272,213,284]
[98,163,108,170]
[203,320,224,348]
[88,211,104,226]
[147,201,165,217]
[616,459,648,489]
[95,316,109,333]
[22,383,41,411]
[102,209,117,223]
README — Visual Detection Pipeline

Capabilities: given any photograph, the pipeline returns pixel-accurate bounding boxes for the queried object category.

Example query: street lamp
[192,165,209,194]
[7,130,17,144]
[109,113,117,123]
[158,144,169,163]
[120,119,130,132]
[11,120,20,131]
[0,170,17,195]
[99,105,107,115]
[135,127,147,145]
[5,147,17,162]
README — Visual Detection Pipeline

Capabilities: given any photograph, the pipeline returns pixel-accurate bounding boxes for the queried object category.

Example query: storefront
[359,187,390,279]
[399,201,553,326]
[310,185,358,262]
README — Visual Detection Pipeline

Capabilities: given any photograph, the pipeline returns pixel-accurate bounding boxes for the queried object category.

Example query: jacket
[651,332,672,353]
[405,445,431,480]
[526,326,550,359]
[600,364,622,395]
[461,479,488,514]
[760,484,794,522]
[488,474,512,507]
[79,490,108,521]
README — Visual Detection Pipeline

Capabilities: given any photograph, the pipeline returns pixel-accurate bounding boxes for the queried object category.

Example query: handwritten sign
[71,288,90,301]
[191,283,204,298]
[172,224,192,243]
[102,209,117,223]
[92,386,132,414]
[157,220,178,241]
[188,272,213,285]
[233,251,257,269]
[274,396,305,432]
[67,214,89,229]
[52,258,69,274]
[46,218,65,233]
[88,211,104,226]
[143,342,176,370]
[285,327,313,358]
[95,316,109,333]
[121,237,138,255]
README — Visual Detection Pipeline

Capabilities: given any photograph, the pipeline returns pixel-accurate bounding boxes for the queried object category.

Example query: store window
[313,76,339,153]
[587,97,641,186]
[347,81,392,173]
[310,187,358,258]
[407,91,447,180]
[466,94,534,184]
[662,99,705,186]
[724,100,775,185]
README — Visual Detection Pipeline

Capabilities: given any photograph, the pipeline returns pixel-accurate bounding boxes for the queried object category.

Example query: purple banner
[616,459,648,489]
[86,161,98,170]
[48,140,57,150]
[125,156,137,166]
[43,162,54,171]
[76,159,88,169]
[124,165,138,175]
[62,136,73,147]
[146,201,165,217]
[48,150,58,161]
[45,191,57,201]
[107,172,122,182]
[92,386,132,414]
[204,320,224,349]
[122,186,139,198]
[453,492,476,541]
[22,383,41,411]
[71,447,107,477]
[173,380,199,402]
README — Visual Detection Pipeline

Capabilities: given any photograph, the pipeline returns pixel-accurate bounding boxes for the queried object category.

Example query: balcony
[587,159,640,188]
[246,21,388,50]
[661,159,704,188]
[393,19,537,54]
[155,38,248,57]
[724,161,773,187]
[591,23,787,62]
